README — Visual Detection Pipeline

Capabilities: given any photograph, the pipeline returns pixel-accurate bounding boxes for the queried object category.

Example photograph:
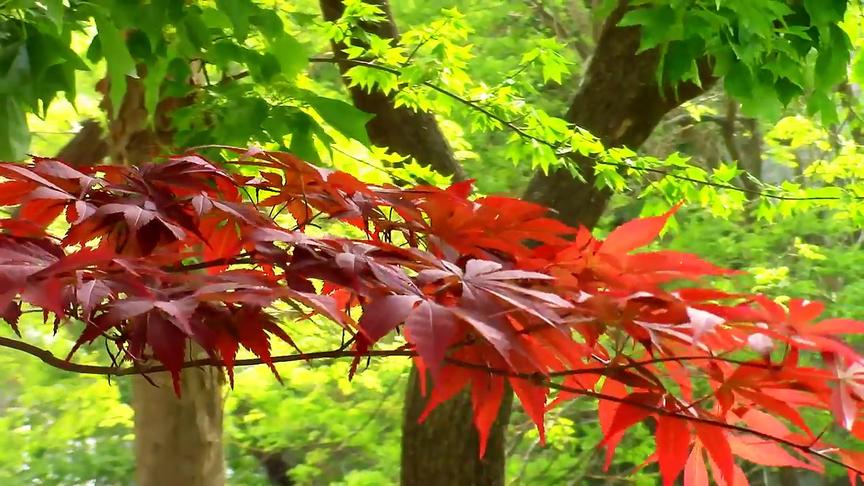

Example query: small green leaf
[618,5,679,52]
[44,0,64,31]
[851,51,864,85]
[0,95,30,160]
[143,57,169,125]
[269,34,308,80]
[250,10,285,39]
[86,34,102,64]
[814,25,851,91]
[807,91,839,126]
[288,111,320,163]
[774,77,803,106]
[739,75,782,119]
[804,0,846,26]
[723,62,752,99]
[153,0,185,23]
[94,15,137,117]
[126,30,153,60]
[248,52,281,82]
[306,96,373,145]
[180,12,212,51]
[215,0,253,41]
[0,43,31,96]
[216,96,270,144]
[208,41,249,67]
[663,38,702,83]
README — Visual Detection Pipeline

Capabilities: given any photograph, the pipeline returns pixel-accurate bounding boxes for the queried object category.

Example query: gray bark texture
[132,365,225,486]
[523,2,716,226]
[318,0,466,181]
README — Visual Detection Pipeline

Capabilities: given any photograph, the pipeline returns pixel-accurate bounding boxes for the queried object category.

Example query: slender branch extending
[307,56,861,203]
[547,354,779,378]
[544,381,856,475]
[165,253,256,272]
[0,334,857,473]
[448,357,859,475]
[0,335,413,376]
[0,335,777,379]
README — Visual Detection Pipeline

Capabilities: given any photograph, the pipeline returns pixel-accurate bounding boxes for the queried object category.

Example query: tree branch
[0,335,413,376]
[448,357,859,476]
[545,381,854,474]
[0,335,857,474]
[0,335,781,380]
[306,56,859,204]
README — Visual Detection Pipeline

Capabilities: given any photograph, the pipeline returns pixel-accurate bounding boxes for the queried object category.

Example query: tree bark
[100,72,227,486]
[401,367,514,486]
[133,366,225,486]
[252,450,295,486]
[55,120,108,166]
[402,1,715,481]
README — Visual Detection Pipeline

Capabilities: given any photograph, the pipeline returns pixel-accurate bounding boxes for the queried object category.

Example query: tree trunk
[402,0,714,481]
[133,366,225,486]
[401,367,513,486]
[100,72,227,486]
[55,120,108,166]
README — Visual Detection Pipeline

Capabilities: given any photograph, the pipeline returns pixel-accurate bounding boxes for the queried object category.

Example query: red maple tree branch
[0,336,413,376]
[0,335,857,475]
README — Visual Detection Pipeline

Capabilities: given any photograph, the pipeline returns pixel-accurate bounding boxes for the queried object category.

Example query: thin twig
[0,335,413,376]
[0,334,859,474]
[308,56,862,203]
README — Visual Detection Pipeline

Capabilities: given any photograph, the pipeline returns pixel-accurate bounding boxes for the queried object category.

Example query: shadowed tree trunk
[42,86,225,483]
[54,120,108,166]
[319,1,716,484]
[719,98,763,199]
[401,361,514,486]
[132,366,225,486]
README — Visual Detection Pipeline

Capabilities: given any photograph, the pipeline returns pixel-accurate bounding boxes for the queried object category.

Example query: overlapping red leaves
[1,148,864,485]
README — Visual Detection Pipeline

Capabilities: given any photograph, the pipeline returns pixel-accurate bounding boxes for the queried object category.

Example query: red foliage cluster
[2,148,864,485]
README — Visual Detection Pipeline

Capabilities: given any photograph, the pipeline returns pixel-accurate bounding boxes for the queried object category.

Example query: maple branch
[547,354,779,378]
[0,335,413,376]
[1,330,854,473]
[165,253,257,272]
[445,357,857,475]
[544,381,856,475]
[308,56,860,204]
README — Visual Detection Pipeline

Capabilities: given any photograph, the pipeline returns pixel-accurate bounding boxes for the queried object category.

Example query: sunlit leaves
[621,0,854,118]
[0,96,30,160]
[520,38,571,85]
[305,95,375,145]
[93,14,137,117]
